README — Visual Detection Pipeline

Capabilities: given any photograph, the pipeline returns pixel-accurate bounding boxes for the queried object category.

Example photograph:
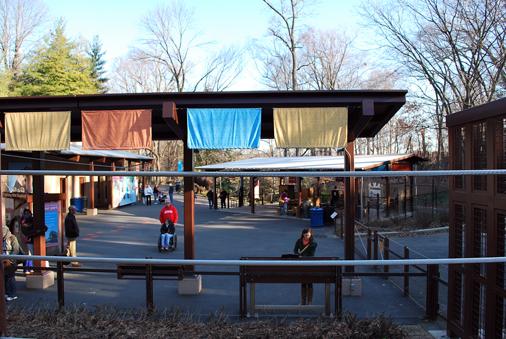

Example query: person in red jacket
[159,200,178,225]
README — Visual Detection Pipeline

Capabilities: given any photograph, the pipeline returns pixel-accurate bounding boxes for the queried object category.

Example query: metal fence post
[426,264,439,320]
[383,237,390,278]
[367,229,372,260]
[57,261,64,309]
[403,246,409,297]
[145,261,154,314]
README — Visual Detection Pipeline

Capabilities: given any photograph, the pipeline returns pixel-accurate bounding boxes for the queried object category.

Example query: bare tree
[261,0,306,90]
[134,1,242,93]
[109,52,175,93]
[0,0,46,76]
[300,28,363,90]
[362,0,506,161]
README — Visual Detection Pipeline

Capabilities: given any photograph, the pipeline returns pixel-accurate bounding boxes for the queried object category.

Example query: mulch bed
[5,306,408,338]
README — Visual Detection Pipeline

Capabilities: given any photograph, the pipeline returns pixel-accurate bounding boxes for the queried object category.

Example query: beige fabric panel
[82,109,152,150]
[5,111,70,151]
[274,107,348,148]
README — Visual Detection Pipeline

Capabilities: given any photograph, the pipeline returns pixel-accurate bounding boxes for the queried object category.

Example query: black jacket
[64,213,79,238]
[293,238,317,257]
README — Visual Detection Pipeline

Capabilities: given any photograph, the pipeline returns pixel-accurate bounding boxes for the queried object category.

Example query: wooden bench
[239,257,341,318]
[116,264,187,311]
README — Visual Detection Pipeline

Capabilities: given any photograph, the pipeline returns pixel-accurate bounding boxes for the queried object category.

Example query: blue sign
[44,202,59,245]
[177,160,183,172]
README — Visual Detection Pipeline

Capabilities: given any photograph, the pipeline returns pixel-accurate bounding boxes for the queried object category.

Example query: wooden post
[296,177,302,218]
[403,176,407,218]
[250,177,255,214]
[107,162,115,209]
[183,145,195,260]
[213,177,218,210]
[0,132,6,336]
[426,264,439,320]
[385,177,390,217]
[344,141,355,272]
[89,162,95,209]
[239,176,244,207]
[33,153,46,269]
[57,261,64,309]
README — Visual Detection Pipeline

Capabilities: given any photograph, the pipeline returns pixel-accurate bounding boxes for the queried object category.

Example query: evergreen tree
[88,35,108,93]
[15,21,97,96]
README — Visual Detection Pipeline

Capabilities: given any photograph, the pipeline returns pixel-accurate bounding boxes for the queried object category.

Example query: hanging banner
[82,109,152,150]
[187,108,261,149]
[5,111,71,151]
[274,107,348,148]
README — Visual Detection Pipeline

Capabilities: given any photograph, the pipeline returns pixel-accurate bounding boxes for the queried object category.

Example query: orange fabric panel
[82,110,152,150]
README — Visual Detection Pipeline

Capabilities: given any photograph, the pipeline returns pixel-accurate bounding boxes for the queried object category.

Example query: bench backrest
[240,257,340,283]
[117,264,184,279]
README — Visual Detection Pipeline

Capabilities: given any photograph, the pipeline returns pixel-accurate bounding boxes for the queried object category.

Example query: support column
[250,177,255,214]
[213,177,218,210]
[239,176,244,207]
[0,133,6,335]
[183,145,195,260]
[28,153,54,289]
[344,142,355,273]
[88,162,97,215]
[108,162,115,209]
[296,177,302,218]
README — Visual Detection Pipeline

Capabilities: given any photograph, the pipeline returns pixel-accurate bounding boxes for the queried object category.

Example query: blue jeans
[160,234,173,248]
[169,191,174,204]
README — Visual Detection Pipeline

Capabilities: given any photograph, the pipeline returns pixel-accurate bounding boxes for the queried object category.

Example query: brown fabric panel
[82,109,152,150]
[5,111,70,151]
[274,107,348,148]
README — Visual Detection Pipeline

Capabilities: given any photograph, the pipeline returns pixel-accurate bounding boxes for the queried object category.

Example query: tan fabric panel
[82,109,152,150]
[274,107,348,148]
[5,111,70,151]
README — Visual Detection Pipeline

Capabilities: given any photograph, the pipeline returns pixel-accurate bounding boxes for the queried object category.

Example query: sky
[44,0,366,90]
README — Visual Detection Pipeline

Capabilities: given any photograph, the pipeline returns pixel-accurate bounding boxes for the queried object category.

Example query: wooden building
[446,97,506,338]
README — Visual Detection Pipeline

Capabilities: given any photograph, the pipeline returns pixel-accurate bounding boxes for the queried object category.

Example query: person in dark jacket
[3,225,23,301]
[64,205,80,267]
[293,228,317,305]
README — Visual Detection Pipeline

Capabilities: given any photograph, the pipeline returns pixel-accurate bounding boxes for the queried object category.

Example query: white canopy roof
[197,154,423,171]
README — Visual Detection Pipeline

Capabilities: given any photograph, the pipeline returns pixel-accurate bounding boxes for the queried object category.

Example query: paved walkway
[9,193,447,333]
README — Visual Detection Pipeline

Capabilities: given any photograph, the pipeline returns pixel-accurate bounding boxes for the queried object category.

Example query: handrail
[3,254,506,266]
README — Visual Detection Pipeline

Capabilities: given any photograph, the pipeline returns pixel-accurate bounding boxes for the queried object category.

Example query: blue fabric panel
[187,108,261,149]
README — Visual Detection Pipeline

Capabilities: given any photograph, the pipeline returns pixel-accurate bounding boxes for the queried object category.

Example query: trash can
[70,197,83,212]
[309,207,324,228]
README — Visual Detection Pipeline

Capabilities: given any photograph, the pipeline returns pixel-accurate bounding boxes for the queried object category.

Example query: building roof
[197,154,426,171]
[1,142,152,161]
[0,90,407,141]
[446,97,506,127]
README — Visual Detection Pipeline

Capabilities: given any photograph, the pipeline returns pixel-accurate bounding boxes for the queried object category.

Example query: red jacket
[159,204,178,224]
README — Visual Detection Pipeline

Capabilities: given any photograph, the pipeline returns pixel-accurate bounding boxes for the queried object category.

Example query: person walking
[153,185,160,204]
[168,184,175,204]
[206,189,214,209]
[144,184,153,206]
[3,225,23,301]
[64,205,80,267]
[293,228,317,305]
[219,190,228,208]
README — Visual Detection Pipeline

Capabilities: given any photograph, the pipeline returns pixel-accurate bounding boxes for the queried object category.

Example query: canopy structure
[197,154,425,171]
[0,90,407,268]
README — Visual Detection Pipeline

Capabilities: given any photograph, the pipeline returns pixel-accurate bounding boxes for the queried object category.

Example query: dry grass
[5,306,407,339]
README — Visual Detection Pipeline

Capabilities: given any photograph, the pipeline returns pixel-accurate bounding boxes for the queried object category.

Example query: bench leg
[146,264,154,313]
[248,283,256,317]
[325,283,331,316]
